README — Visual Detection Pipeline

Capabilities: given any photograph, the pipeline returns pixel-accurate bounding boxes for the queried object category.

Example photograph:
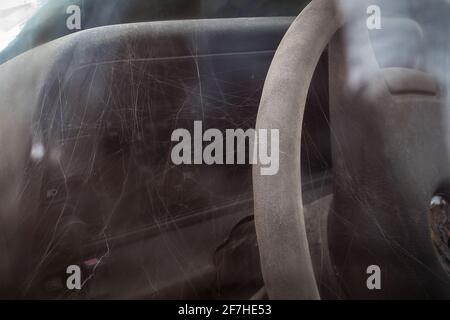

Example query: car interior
[0,0,449,300]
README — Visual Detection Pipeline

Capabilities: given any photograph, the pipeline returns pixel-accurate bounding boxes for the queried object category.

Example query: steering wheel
[253,0,342,300]
[253,0,450,300]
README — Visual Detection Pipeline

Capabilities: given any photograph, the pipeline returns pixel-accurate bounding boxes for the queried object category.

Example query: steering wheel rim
[253,0,343,300]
